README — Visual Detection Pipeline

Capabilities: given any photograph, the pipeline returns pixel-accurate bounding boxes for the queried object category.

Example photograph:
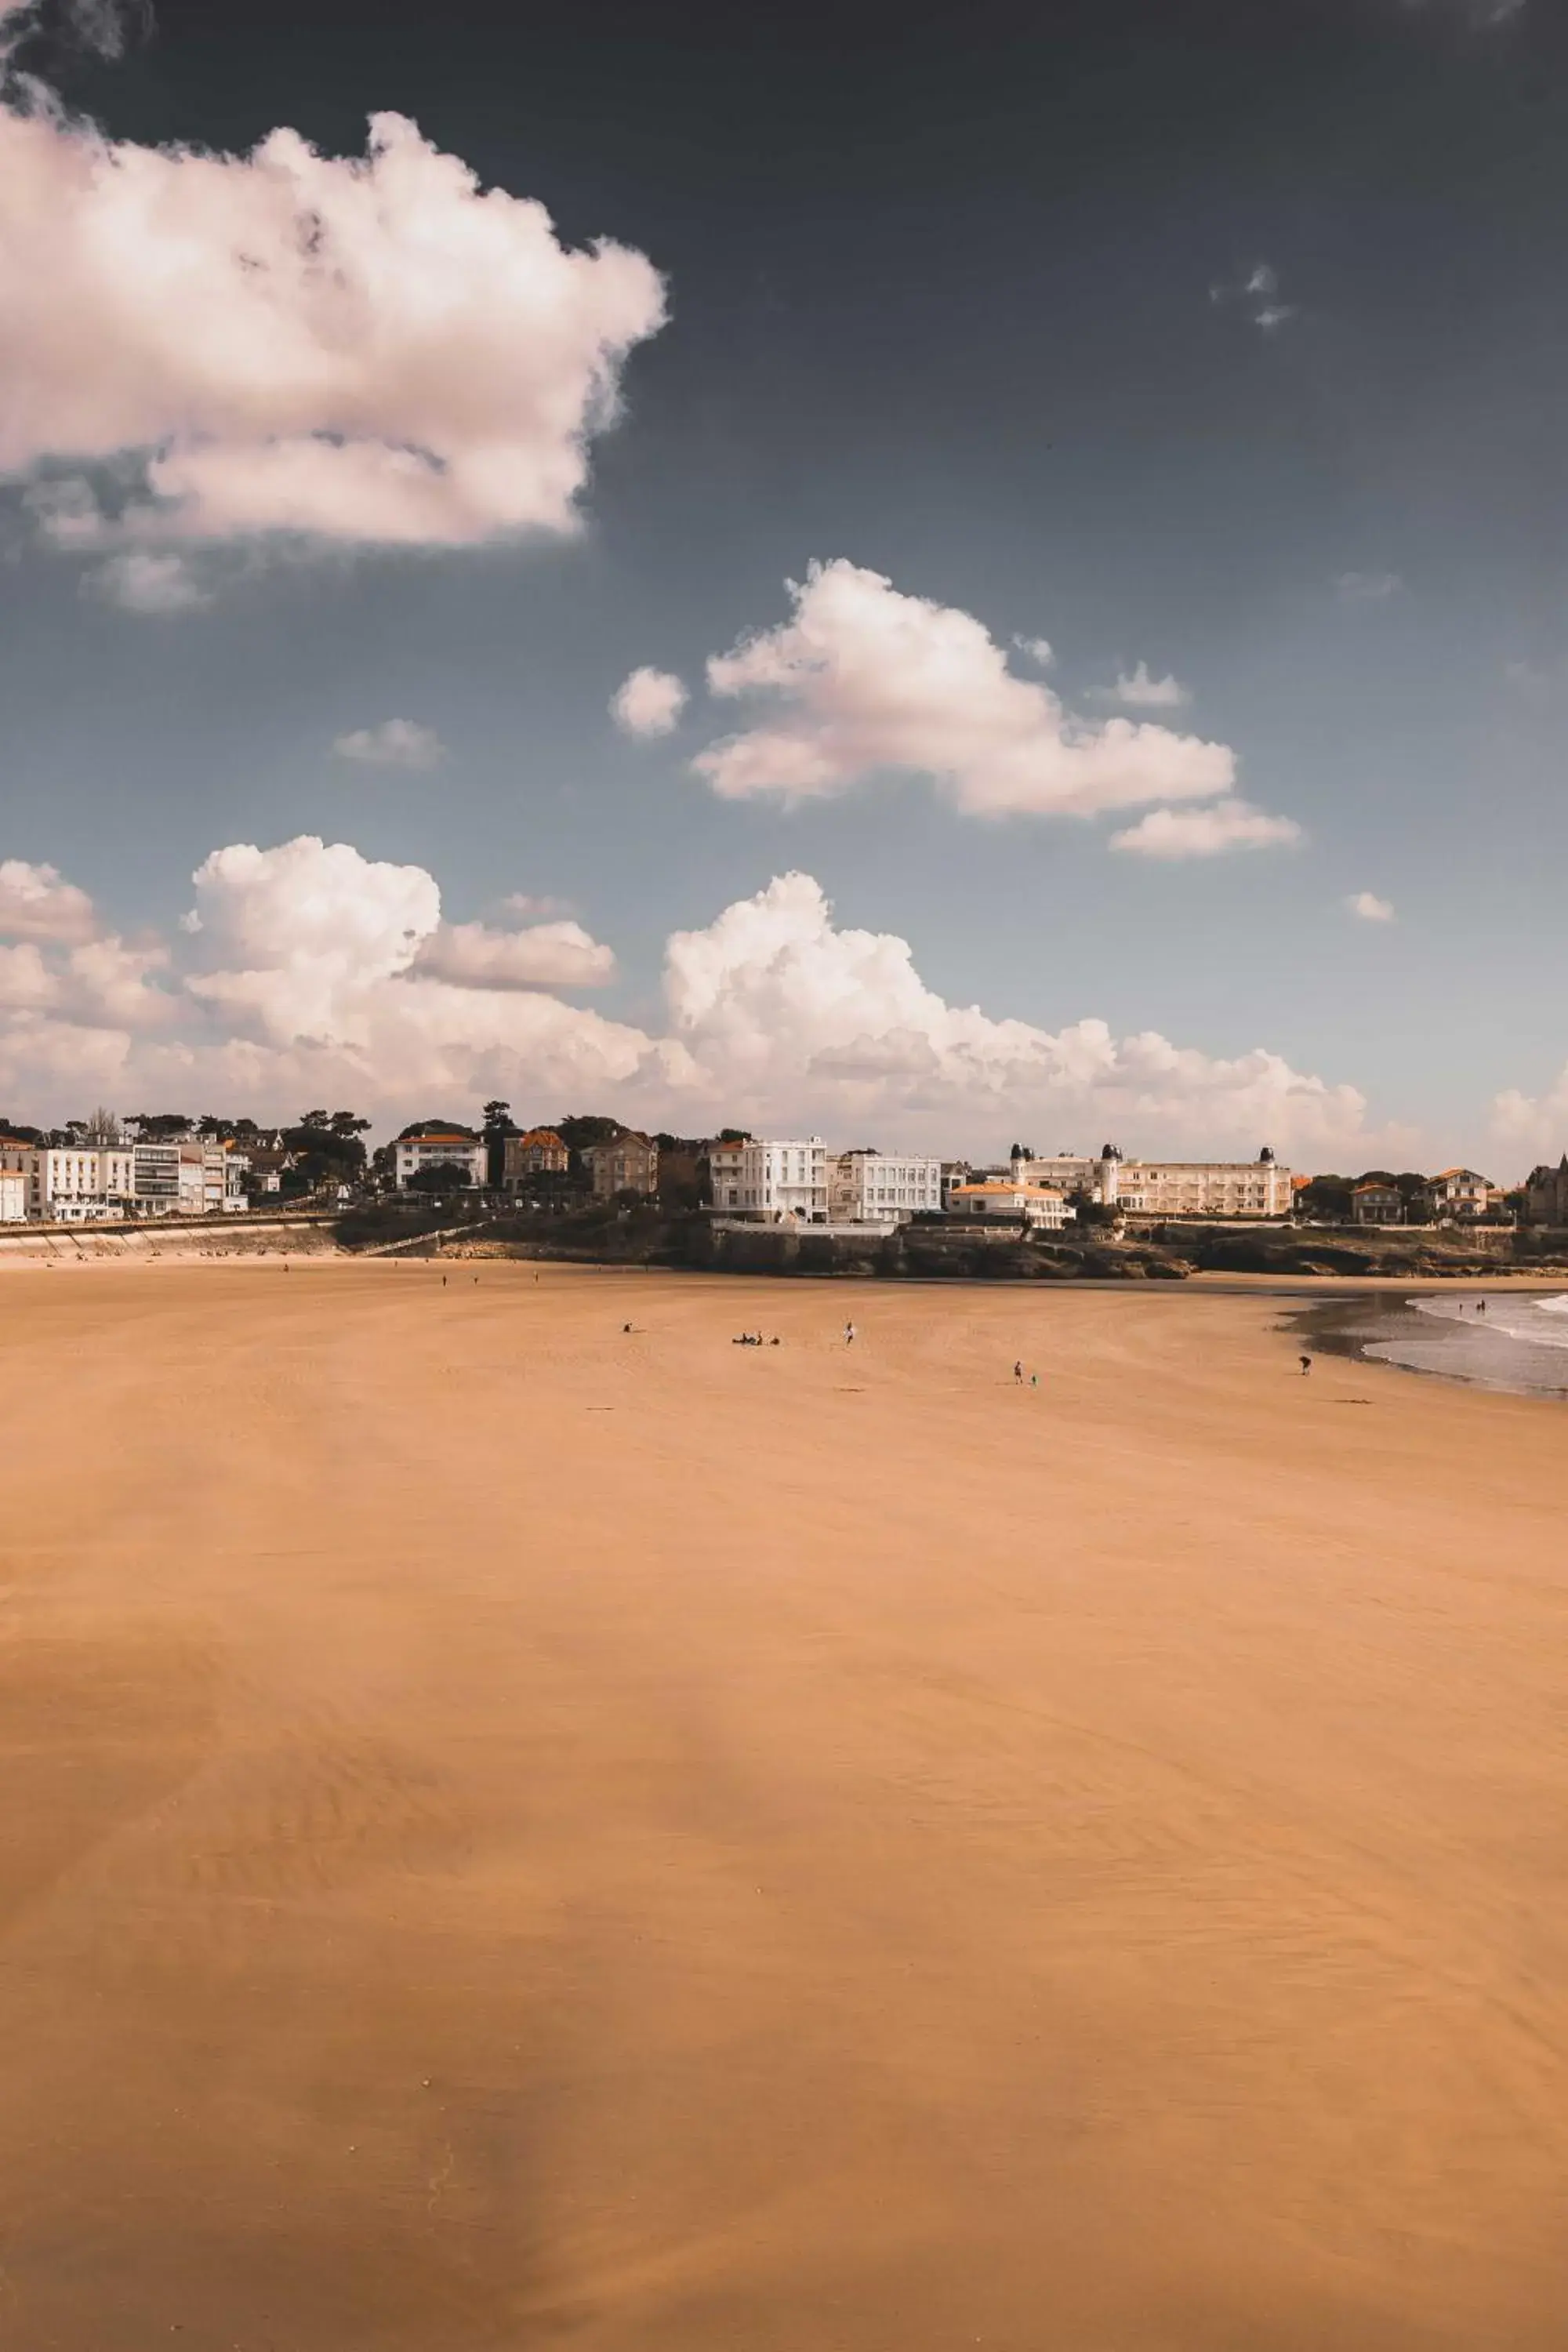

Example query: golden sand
[2,1262,1566,2348]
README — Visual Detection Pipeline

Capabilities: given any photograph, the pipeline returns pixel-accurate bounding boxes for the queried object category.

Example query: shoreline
[1290,1287,1568,1402]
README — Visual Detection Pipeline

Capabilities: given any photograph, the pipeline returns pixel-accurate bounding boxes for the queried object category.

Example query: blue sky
[0,0,1562,1168]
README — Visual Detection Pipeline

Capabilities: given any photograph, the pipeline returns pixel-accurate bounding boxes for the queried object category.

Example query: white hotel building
[708,1137,829,1221]
[829,1150,943,1226]
[1015,1146,1293,1220]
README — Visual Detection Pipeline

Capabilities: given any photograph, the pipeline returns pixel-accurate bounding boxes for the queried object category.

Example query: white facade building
[5,1145,132,1222]
[829,1151,943,1226]
[1017,1146,1292,1220]
[0,1168,26,1222]
[0,1135,244,1221]
[949,1179,1075,1230]
[707,1137,829,1222]
[1425,1167,1495,1221]
[394,1126,487,1190]
[1111,1152,1292,1219]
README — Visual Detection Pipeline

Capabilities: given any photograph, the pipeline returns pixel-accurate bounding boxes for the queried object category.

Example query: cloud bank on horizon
[0,835,1420,1164]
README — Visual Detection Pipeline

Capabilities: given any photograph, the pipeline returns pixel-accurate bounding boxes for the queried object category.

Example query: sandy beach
[3,1263,1567,2348]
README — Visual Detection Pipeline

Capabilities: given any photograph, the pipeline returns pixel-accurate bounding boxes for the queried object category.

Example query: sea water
[1304,1293,1568,1399]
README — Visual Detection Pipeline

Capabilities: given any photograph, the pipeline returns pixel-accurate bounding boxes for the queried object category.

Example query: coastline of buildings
[0,1132,248,1223]
[0,1105,1562,1236]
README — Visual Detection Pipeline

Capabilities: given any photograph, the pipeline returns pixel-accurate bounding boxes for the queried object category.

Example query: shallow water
[1296,1291,1568,1399]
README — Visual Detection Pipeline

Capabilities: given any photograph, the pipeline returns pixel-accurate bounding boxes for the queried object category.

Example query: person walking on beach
[1299,1353,1312,1377]
[1014,1359,1024,1385]
[844,1319,856,1347]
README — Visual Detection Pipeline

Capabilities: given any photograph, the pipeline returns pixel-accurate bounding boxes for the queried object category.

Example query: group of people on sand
[733,1330,781,1346]
[1013,1360,1039,1389]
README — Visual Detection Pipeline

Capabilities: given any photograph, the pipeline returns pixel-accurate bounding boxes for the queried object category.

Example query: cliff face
[685,1219,1562,1281]
[338,1207,1568,1282]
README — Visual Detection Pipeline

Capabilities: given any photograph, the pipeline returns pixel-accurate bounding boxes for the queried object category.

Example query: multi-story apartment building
[1112,1152,1294,1219]
[1017,1146,1293,1220]
[0,1130,234,1221]
[0,1143,134,1221]
[585,1132,659,1201]
[393,1123,487,1190]
[503,1128,569,1188]
[0,1165,27,1222]
[707,1136,829,1222]
[829,1150,943,1225]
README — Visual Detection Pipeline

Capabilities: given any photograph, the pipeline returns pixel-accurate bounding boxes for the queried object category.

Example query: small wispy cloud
[1110,799,1303,860]
[1335,571,1403,603]
[85,551,212,616]
[1012,635,1054,668]
[1400,0,1526,27]
[611,666,688,739]
[1346,891,1396,924]
[332,719,447,771]
[1211,260,1297,333]
[0,0,145,60]
[503,891,575,920]
[1093,660,1192,711]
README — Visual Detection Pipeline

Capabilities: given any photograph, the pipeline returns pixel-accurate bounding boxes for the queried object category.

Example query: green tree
[481,1099,517,1187]
[407,1160,471,1197]
[1295,1175,1354,1222]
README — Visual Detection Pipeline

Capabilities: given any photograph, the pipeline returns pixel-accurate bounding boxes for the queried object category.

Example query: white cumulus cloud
[412,918,615,991]
[612,666,688,739]
[662,873,1369,1156]
[1109,800,1303,859]
[0,841,1388,1160]
[1094,660,1192,710]
[0,858,98,942]
[0,941,57,1010]
[694,561,1237,821]
[1492,1072,1568,1167]
[0,100,666,554]
[332,719,446,771]
[1346,891,1396,923]
[172,836,669,1113]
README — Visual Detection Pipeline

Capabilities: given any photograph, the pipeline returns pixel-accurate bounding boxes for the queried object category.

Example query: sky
[0,0,1564,1170]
